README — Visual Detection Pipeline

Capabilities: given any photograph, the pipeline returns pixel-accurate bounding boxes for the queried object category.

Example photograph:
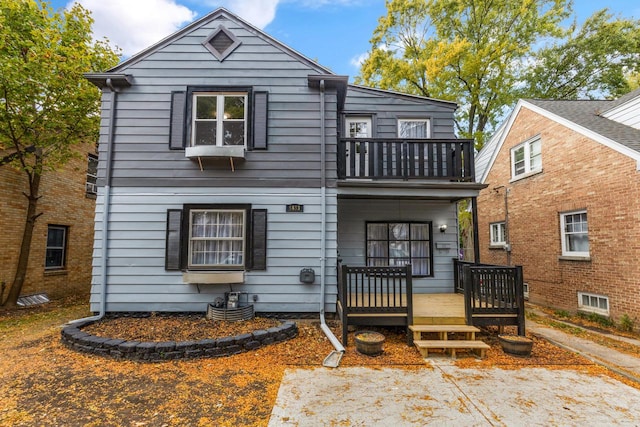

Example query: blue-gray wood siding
[91,187,337,312]
[344,86,457,139]
[96,15,337,190]
[337,199,459,293]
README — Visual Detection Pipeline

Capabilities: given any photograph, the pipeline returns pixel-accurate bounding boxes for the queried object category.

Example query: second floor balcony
[337,138,475,182]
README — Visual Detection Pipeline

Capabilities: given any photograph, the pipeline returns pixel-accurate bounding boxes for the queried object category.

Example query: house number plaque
[286,204,304,213]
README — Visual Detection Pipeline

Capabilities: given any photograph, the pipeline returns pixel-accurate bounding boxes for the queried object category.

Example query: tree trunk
[3,167,42,308]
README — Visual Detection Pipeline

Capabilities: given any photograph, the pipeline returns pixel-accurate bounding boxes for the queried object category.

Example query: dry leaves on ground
[1,300,638,427]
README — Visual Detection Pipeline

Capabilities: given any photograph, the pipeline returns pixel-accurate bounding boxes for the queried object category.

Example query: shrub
[618,314,635,333]
[577,311,614,328]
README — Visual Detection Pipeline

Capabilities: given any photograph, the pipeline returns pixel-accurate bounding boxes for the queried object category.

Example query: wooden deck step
[414,340,490,359]
[409,324,480,341]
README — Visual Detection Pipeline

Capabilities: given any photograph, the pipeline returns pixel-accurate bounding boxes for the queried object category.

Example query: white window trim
[86,154,98,195]
[191,92,248,148]
[397,118,431,138]
[345,116,373,138]
[490,221,506,246]
[560,210,589,257]
[510,135,542,180]
[188,209,246,269]
[577,292,609,316]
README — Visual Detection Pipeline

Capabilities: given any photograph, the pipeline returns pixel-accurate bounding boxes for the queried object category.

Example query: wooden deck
[412,293,465,325]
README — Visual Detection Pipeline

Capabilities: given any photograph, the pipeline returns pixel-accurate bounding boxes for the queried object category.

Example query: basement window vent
[203,26,241,61]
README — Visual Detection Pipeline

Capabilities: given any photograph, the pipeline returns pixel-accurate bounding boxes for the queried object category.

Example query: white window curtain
[366,222,431,275]
[190,210,244,266]
[399,120,429,138]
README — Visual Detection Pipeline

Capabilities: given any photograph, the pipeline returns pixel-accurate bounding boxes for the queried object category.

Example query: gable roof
[477,92,640,183]
[105,7,333,75]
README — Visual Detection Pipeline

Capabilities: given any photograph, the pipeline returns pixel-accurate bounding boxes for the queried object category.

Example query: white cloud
[69,0,197,56]
[200,0,280,29]
[350,52,368,68]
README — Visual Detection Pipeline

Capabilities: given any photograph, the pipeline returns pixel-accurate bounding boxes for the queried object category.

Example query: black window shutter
[249,209,267,270]
[251,91,268,150]
[169,91,186,149]
[165,209,183,270]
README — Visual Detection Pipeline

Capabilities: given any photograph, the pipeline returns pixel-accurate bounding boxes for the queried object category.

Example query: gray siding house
[85,8,484,316]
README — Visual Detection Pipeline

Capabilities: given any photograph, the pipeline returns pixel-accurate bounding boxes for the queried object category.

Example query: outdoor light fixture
[439,224,447,233]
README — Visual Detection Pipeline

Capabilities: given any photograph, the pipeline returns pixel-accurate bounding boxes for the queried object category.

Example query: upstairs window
[192,92,247,148]
[490,221,506,246]
[46,225,67,269]
[560,210,589,257]
[170,88,267,153]
[511,136,541,178]
[398,119,430,138]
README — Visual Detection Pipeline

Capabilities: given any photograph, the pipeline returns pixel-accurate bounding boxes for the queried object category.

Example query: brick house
[475,89,640,323]
[0,146,97,302]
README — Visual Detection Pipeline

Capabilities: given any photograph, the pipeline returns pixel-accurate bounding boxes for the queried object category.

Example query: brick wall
[478,107,640,322]
[0,145,96,301]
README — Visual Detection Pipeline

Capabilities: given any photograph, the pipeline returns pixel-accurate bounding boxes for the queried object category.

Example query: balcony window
[398,119,430,138]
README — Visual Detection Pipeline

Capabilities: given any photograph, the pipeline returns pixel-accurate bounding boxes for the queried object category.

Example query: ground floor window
[366,222,432,276]
[45,225,67,269]
[165,204,267,272]
[578,292,609,316]
[188,209,246,268]
[490,221,506,246]
[560,210,589,257]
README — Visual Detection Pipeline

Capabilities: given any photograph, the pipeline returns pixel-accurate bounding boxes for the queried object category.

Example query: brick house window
[578,292,609,316]
[560,210,589,257]
[366,222,432,277]
[490,221,506,246]
[511,135,541,178]
[86,154,98,196]
[45,225,68,269]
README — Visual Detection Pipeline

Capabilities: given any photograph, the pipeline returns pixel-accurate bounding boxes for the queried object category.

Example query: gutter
[318,79,346,367]
[67,78,118,325]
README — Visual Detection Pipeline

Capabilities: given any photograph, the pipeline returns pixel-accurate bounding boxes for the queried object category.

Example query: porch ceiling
[336,180,487,201]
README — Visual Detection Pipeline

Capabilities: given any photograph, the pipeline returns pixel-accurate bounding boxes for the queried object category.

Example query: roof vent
[203,26,241,61]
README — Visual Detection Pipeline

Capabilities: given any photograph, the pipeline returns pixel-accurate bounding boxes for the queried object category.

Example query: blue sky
[49,0,639,79]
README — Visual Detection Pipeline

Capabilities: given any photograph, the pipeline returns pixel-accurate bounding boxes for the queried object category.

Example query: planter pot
[354,331,385,356]
[499,334,533,357]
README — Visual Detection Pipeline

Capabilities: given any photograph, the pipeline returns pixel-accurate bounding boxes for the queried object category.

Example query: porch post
[471,197,480,264]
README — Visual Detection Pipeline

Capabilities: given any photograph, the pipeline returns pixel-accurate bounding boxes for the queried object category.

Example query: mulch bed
[3,303,639,426]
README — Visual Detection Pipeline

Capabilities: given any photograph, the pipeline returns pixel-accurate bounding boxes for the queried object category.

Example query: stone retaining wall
[61,320,298,361]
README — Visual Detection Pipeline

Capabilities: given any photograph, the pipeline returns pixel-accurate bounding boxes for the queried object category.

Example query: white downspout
[319,79,346,365]
[68,79,117,325]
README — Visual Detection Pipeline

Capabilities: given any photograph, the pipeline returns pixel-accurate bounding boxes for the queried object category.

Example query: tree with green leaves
[522,9,640,100]
[0,0,119,307]
[357,0,570,148]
